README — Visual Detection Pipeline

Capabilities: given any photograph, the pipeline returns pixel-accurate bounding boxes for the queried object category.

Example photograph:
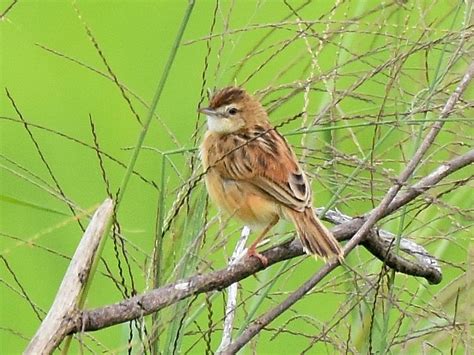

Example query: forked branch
[62,148,472,335]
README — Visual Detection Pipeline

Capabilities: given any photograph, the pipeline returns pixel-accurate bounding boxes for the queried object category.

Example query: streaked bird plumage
[199,87,342,264]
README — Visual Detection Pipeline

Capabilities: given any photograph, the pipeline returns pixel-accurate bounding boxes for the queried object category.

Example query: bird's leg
[247,216,279,267]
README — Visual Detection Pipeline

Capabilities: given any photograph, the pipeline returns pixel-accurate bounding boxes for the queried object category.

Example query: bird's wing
[215,126,311,211]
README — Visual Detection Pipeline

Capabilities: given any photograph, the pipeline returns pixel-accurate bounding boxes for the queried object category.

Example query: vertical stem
[116,0,196,206]
[118,2,195,354]
[217,226,250,353]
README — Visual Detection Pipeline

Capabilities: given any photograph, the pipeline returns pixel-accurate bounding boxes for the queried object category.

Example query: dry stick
[62,147,474,335]
[223,61,474,354]
[25,199,114,354]
[216,226,251,353]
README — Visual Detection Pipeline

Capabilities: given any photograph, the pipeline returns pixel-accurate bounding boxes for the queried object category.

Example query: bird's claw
[247,248,268,267]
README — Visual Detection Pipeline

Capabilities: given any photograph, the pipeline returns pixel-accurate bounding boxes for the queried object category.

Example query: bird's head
[198,87,268,133]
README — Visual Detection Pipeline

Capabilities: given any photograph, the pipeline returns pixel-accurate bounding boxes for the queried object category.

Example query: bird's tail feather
[288,208,343,260]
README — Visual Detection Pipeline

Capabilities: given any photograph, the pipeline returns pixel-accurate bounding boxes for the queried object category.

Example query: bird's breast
[201,132,280,228]
[204,170,279,228]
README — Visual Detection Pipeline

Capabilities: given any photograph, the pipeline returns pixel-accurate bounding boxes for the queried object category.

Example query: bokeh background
[1,0,472,353]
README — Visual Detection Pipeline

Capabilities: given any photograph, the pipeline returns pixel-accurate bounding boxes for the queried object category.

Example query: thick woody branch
[63,148,473,335]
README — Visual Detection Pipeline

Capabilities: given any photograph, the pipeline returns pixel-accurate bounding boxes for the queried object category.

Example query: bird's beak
[198,107,218,117]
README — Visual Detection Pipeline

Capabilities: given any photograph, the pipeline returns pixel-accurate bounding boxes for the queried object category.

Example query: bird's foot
[247,247,268,267]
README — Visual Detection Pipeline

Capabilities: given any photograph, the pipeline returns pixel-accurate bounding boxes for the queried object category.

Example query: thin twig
[0,0,18,19]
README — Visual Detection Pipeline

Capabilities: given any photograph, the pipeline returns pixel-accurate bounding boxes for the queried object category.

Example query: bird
[199,86,342,266]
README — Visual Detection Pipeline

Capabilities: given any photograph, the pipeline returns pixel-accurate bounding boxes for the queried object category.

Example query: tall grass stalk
[116,1,195,206]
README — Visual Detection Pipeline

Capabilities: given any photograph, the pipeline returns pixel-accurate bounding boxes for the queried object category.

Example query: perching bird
[199,87,342,265]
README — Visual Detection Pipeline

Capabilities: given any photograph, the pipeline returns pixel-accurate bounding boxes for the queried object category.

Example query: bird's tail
[288,208,343,260]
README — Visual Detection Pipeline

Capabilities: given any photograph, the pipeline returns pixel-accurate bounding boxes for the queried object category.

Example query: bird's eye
[228,107,238,115]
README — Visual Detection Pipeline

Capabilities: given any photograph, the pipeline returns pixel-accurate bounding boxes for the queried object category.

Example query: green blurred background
[1,0,472,353]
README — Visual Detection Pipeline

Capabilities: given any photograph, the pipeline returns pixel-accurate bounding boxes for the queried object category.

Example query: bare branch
[58,146,473,337]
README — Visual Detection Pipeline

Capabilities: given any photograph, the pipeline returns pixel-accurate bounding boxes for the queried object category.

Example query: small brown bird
[199,87,342,265]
